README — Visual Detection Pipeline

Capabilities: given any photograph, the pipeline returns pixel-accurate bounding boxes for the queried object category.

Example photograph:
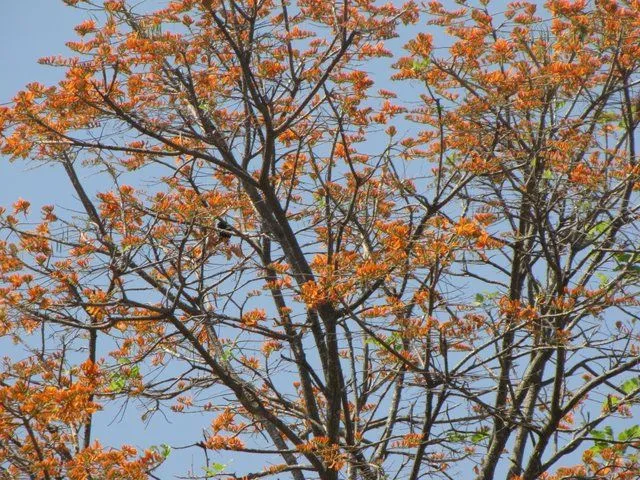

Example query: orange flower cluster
[65,442,163,480]
[392,432,423,448]
[296,436,347,471]
[498,298,538,323]
[205,434,246,451]
[241,308,267,327]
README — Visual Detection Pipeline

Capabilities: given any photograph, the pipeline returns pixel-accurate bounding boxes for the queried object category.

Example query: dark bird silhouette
[217,219,233,241]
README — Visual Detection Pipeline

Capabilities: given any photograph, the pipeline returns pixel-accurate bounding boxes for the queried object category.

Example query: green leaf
[591,426,613,441]
[109,375,126,393]
[595,273,608,286]
[203,463,227,476]
[388,332,403,349]
[151,443,171,459]
[614,253,633,264]
[411,58,430,72]
[474,291,499,306]
[589,426,615,454]
[447,432,468,442]
[129,365,140,378]
[619,425,640,442]
[221,347,234,362]
[597,111,619,124]
[471,430,489,444]
[602,395,621,412]
[588,221,610,238]
[364,334,402,351]
[621,377,640,395]
[160,443,171,458]
[542,169,553,180]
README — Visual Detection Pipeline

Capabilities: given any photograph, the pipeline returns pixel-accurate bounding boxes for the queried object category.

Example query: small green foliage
[150,443,171,459]
[619,425,640,443]
[411,58,430,72]
[474,291,499,307]
[203,462,227,477]
[446,432,468,442]
[109,374,126,393]
[471,429,490,444]
[621,377,640,395]
[589,424,640,457]
[108,362,141,393]
[588,221,610,239]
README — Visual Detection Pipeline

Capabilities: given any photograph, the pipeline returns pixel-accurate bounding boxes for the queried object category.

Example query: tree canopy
[2,0,640,479]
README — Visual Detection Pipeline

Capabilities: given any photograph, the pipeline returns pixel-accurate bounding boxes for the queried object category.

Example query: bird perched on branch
[217,219,233,242]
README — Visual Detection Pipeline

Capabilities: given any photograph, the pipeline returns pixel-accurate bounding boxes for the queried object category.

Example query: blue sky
[0,1,83,209]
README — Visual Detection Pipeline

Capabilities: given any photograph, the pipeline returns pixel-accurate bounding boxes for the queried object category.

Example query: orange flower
[12,198,30,216]
[241,308,267,327]
[205,434,245,451]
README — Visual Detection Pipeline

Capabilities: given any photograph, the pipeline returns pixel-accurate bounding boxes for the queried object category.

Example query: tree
[1,0,640,478]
